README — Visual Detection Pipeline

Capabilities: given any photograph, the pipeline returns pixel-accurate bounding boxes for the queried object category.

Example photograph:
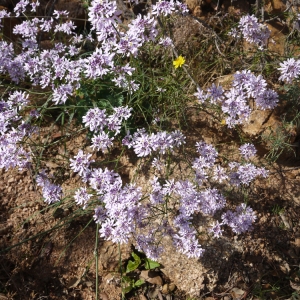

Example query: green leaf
[131,252,141,264]
[144,258,160,270]
[124,285,133,294]
[126,260,139,273]
[122,275,132,283]
[133,279,144,288]
[126,252,141,273]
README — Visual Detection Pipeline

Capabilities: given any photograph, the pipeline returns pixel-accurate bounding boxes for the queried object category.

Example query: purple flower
[70,150,94,178]
[195,141,218,166]
[172,230,205,258]
[229,162,267,186]
[194,87,208,103]
[54,20,76,35]
[74,187,92,209]
[40,18,53,32]
[89,167,122,194]
[238,15,270,47]
[209,221,223,238]
[207,83,224,104]
[149,176,165,204]
[52,83,73,104]
[152,158,164,171]
[278,58,300,83]
[13,18,39,38]
[170,130,186,147]
[36,170,62,204]
[31,0,40,12]
[93,206,107,224]
[84,47,114,78]
[107,106,132,135]
[159,37,174,47]
[175,180,200,216]
[172,215,204,258]
[222,87,251,127]
[53,10,69,18]
[128,13,157,42]
[239,143,257,160]
[0,10,11,31]
[91,132,114,152]
[213,165,228,183]
[82,108,107,132]
[116,33,142,57]
[222,203,256,234]
[199,188,226,215]
[14,0,29,17]
[136,233,164,260]
[255,89,278,110]
[244,74,267,98]
[152,0,177,16]
[132,130,153,157]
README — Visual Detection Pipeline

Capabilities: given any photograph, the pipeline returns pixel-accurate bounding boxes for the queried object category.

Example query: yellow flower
[173,55,185,69]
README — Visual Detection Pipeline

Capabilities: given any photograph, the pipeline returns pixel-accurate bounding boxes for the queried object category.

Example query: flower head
[173,55,185,69]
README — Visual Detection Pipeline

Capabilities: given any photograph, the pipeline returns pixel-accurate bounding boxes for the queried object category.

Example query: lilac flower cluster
[192,141,267,187]
[0,0,272,262]
[74,187,92,209]
[194,70,278,127]
[0,91,31,170]
[229,162,268,186]
[135,231,164,260]
[152,0,188,16]
[278,58,300,83]
[3,0,187,105]
[124,129,185,157]
[68,132,266,259]
[221,203,256,234]
[239,143,257,160]
[236,14,270,47]
[70,151,145,245]
[70,150,94,179]
[208,203,256,237]
[192,141,218,184]
[36,170,63,204]
[82,106,132,152]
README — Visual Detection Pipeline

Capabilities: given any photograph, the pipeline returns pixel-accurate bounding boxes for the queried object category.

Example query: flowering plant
[2,2,296,296]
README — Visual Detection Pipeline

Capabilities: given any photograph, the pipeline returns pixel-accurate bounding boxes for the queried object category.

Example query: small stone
[169,283,176,292]
[99,292,108,300]
[230,288,245,299]
[68,277,81,288]
[45,161,59,169]
[161,284,169,294]
[140,270,163,286]
[7,177,15,183]
[161,283,176,294]
[139,295,147,300]
[147,287,159,299]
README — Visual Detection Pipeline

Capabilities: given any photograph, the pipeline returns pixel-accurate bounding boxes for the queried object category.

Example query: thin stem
[118,242,124,299]
[95,223,99,300]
